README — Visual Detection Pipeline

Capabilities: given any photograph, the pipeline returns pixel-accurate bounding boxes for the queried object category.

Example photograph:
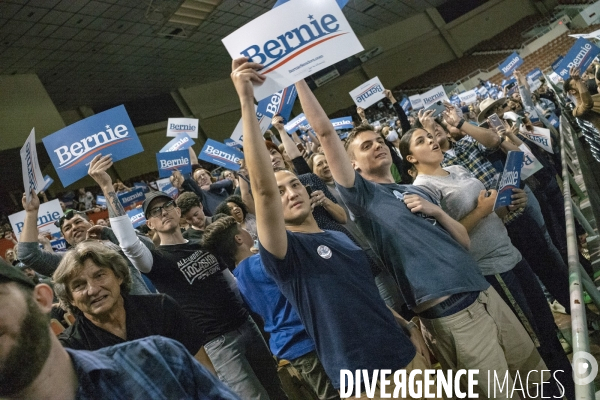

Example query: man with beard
[0,258,240,400]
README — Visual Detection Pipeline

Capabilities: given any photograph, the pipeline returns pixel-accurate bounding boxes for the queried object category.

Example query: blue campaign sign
[527,68,543,83]
[224,138,242,149]
[117,188,145,208]
[126,208,147,228]
[450,95,460,106]
[198,139,244,171]
[494,151,524,210]
[42,105,143,187]
[96,195,106,206]
[156,149,191,178]
[284,113,308,133]
[551,55,564,72]
[501,78,516,88]
[159,133,195,153]
[330,116,354,130]
[555,38,600,79]
[50,238,68,252]
[498,52,523,77]
[400,98,410,112]
[274,0,348,8]
[40,175,53,192]
[256,85,298,129]
[134,182,149,193]
[163,184,179,199]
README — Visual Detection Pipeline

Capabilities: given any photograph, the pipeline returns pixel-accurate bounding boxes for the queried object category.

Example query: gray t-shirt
[413,165,521,276]
[336,172,489,309]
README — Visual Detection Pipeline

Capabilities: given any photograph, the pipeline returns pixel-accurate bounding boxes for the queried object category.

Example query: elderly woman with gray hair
[53,240,215,373]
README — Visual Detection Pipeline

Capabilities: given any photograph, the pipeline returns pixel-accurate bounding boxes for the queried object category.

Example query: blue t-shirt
[233,255,315,360]
[336,172,489,309]
[260,230,415,389]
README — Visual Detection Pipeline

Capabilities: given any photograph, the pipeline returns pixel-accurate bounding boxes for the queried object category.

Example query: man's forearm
[21,210,40,243]
[17,242,62,277]
[100,184,126,218]
[460,123,501,149]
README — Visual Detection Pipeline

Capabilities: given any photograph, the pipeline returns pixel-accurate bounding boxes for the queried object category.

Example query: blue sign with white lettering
[42,105,143,187]
[156,149,191,178]
[159,133,195,153]
[498,52,524,77]
[501,78,516,88]
[551,55,564,72]
[224,138,243,149]
[198,139,244,171]
[96,195,106,206]
[134,182,149,193]
[400,98,410,112]
[494,151,524,210]
[118,188,145,208]
[40,175,53,192]
[330,116,354,130]
[527,68,543,83]
[50,238,67,252]
[555,38,600,79]
[126,208,147,228]
[284,113,309,133]
[256,85,298,129]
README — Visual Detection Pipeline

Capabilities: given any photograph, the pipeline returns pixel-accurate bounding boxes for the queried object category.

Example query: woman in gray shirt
[400,126,574,399]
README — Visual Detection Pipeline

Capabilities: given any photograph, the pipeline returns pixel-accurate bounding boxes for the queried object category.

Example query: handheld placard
[494,151,524,210]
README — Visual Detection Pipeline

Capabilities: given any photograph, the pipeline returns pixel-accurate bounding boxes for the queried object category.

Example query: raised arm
[570,65,594,110]
[231,57,288,259]
[385,90,411,133]
[442,102,500,149]
[295,79,356,188]
[88,155,154,273]
[273,116,302,159]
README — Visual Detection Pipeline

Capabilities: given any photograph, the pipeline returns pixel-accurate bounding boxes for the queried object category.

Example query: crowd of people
[3,29,600,400]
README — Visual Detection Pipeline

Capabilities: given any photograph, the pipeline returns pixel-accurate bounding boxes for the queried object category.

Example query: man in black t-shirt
[176,192,207,241]
[87,157,287,400]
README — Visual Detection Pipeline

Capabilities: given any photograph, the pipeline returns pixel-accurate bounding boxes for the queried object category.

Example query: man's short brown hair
[344,124,376,159]
[176,192,202,215]
[201,216,239,269]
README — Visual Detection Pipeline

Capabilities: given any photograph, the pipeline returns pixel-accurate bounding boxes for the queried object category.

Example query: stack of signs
[284,113,309,134]
[9,199,63,240]
[42,105,144,187]
[458,89,477,105]
[198,139,244,171]
[494,151,524,210]
[166,118,199,139]
[555,37,600,79]
[117,188,145,208]
[408,94,423,110]
[159,133,195,153]
[421,85,449,109]
[127,208,147,229]
[156,149,191,178]
[155,178,179,199]
[349,77,386,109]
[400,98,411,112]
[20,128,46,203]
[256,85,298,130]
[222,0,364,101]
[498,52,524,77]
[330,116,354,130]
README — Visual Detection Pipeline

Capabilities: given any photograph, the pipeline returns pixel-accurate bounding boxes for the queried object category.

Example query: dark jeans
[533,179,568,258]
[486,259,575,400]
[506,210,571,314]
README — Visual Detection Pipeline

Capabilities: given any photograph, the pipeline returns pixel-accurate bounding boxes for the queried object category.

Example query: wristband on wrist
[456,119,465,130]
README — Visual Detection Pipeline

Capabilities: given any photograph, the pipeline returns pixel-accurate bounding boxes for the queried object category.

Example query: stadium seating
[471,15,548,53]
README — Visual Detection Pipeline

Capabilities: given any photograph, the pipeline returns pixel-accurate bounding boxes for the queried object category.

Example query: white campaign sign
[420,85,449,109]
[408,94,423,110]
[519,144,544,180]
[167,118,199,138]
[458,89,477,105]
[230,105,270,146]
[520,126,554,154]
[349,76,385,109]
[222,0,364,101]
[20,128,47,204]
[9,199,63,240]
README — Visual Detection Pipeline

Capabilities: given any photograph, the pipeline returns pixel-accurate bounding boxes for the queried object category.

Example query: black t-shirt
[58,294,205,353]
[146,241,248,341]
[183,227,204,241]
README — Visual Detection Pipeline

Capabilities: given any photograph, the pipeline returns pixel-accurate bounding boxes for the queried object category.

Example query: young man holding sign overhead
[230,57,432,399]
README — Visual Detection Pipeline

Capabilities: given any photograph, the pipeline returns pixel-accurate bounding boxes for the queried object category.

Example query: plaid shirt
[69,336,240,400]
[441,136,523,224]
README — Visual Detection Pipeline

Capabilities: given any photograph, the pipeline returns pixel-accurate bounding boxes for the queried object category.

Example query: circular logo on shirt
[317,245,332,259]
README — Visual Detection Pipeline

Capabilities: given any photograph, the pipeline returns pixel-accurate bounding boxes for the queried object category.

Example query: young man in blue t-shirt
[291,78,548,397]
[230,58,430,398]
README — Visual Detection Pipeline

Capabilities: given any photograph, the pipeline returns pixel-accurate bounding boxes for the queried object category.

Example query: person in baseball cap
[142,191,174,219]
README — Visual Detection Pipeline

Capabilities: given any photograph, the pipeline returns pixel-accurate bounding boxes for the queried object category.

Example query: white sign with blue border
[42,105,143,187]
[349,76,385,109]
[156,149,192,178]
[20,128,46,204]
[199,139,244,171]
[166,118,199,139]
[9,199,63,240]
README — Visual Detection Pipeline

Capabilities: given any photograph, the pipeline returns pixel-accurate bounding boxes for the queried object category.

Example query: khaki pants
[420,288,547,400]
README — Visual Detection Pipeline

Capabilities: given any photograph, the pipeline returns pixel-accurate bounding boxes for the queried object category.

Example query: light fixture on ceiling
[168,0,222,26]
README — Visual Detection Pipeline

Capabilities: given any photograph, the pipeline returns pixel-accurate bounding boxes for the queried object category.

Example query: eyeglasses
[148,200,176,218]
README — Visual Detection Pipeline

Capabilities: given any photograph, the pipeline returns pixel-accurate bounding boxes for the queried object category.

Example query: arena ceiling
[0,0,448,111]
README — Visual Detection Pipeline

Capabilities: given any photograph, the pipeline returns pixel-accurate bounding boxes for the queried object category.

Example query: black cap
[142,191,173,218]
[0,258,35,289]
